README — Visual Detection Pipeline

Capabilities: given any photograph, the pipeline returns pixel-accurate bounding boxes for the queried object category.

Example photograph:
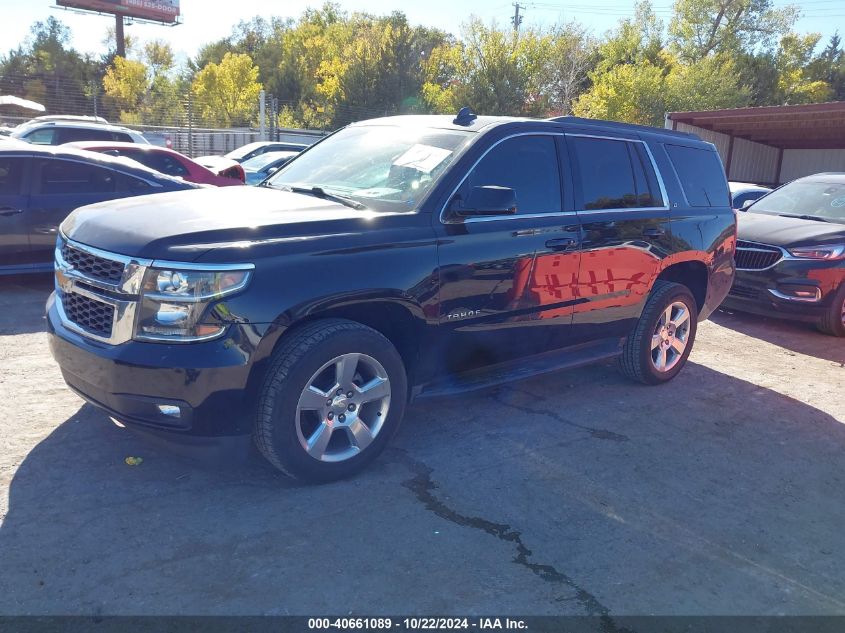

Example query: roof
[0,142,195,186]
[798,172,845,183]
[668,101,845,150]
[67,140,174,153]
[354,113,706,144]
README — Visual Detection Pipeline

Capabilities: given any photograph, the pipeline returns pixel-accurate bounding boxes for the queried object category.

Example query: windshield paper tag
[393,144,452,174]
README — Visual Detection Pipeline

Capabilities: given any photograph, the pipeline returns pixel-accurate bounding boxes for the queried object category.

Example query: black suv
[47,112,736,481]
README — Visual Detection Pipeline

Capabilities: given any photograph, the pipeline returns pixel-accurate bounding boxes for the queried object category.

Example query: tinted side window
[463,135,561,214]
[24,128,56,145]
[570,136,662,210]
[38,160,116,195]
[665,144,729,207]
[0,158,24,195]
[56,128,113,144]
[122,150,188,177]
[732,191,765,208]
[111,132,133,142]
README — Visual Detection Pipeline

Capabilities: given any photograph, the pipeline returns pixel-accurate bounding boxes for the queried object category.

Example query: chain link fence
[0,72,327,157]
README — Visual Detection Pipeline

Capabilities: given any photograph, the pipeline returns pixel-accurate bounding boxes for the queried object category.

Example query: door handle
[0,207,23,217]
[642,227,665,237]
[545,237,577,251]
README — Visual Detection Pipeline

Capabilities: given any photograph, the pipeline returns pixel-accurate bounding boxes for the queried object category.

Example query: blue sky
[2,0,843,61]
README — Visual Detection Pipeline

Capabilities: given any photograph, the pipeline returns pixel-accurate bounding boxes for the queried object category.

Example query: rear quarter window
[665,144,729,208]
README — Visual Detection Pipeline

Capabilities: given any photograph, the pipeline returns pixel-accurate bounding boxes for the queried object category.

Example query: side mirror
[740,199,754,211]
[452,186,517,217]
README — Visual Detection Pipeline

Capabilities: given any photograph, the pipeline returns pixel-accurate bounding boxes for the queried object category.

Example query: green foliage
[191,52,263,127]
[102,41,181,125]
[2,3,842,132]
[774,33,833,104]
[669,0,799,62]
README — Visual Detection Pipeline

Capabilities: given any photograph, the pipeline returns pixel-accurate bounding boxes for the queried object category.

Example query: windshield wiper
[778,213,831,223]
[274,184,367,210]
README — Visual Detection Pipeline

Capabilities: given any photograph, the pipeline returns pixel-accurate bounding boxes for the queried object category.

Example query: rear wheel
[817,283,845,337]
[253,319,407,482]
[618,281,698,384]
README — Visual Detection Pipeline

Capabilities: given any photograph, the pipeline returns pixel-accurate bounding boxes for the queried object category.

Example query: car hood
[738,211,845,248]
[61,186,381,261]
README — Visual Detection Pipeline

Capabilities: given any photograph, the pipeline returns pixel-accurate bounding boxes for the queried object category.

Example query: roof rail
[30,115,110,125]
[546,115,698,139]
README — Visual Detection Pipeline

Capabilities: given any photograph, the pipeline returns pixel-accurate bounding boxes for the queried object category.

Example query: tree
[665,54,751,111]
[192,52,263,126]
[573,61,666,126]
[669,0,799,63]
[536,23,596,115]
[773,33,833,104]
[420,18,551,116]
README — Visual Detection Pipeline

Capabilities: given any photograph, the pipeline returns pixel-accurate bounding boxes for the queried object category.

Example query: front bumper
[722,258,844,323]
[47,292,259,452]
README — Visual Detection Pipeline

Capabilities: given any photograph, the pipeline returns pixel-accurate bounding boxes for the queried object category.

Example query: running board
[413,338,623,400]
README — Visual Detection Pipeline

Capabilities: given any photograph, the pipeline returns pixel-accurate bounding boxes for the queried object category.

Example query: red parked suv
[66,142,244,186]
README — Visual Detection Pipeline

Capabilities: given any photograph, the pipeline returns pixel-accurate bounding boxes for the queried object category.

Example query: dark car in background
[224,141,310,163]
[723,173,845,336]
[0,141,198,274]
[242,150,298,185]
[68,142,244,187]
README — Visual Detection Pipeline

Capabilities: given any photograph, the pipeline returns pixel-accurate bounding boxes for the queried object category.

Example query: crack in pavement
[390,449,633,633]
[491,388,630,443]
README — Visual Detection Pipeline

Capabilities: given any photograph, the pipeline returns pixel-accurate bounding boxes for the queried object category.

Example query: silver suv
[10,117,148,146]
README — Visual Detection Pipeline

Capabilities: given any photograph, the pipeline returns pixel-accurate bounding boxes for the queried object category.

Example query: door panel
[0,156,32,267]
[27,159,122,264]
[566,134,671,342]
[433,134,580,376]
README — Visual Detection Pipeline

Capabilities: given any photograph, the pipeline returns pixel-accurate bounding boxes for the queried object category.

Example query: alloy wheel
[295,353,391,462]
[650,301,692,373]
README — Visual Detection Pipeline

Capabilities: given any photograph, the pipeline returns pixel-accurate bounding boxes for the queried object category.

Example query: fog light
[157,405,181,418]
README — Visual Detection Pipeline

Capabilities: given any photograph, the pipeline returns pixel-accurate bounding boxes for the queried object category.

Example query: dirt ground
[1,274,844,618]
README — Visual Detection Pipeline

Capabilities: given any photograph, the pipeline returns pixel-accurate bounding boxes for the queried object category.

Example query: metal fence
[0,72,328,157]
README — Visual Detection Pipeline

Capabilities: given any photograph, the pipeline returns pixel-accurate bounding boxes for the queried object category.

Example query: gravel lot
[1,274,843,617]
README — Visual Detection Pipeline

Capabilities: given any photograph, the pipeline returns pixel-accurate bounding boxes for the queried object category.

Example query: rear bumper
[47,292,258,451]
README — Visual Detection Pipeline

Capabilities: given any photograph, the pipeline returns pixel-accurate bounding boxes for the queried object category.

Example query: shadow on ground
[3,361,845,616]
[712,307,844,365]
[0,274,53,336]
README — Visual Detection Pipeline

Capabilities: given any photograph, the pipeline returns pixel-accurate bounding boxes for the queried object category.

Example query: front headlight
[787,244,845,260]
[135,265,253,342]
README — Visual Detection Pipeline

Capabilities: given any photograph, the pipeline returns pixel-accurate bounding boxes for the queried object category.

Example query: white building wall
[674,122,731,157]
[729,138,779,184]
[780,149,845,182]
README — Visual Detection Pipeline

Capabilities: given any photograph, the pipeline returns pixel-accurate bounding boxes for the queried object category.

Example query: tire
[253,319,407,483]
[618,280,698,385]
[817,283,845,337]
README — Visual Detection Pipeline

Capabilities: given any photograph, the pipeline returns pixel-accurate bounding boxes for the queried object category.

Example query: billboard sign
[56,0,180,24]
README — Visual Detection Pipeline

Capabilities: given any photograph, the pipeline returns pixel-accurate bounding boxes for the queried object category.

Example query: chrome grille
[55,236,150,345]
[735,240,782,271]
[61,241,125,284]
[59,290,115,338]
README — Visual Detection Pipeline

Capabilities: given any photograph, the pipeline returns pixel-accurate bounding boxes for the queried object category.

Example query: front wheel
[817,283,845,337]
[253,319,407,482]
[618,280,698,384]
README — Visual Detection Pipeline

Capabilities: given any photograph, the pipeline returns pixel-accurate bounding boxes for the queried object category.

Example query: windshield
[265,124,473,212]
[242,152,294,171]
[749,180,845,224]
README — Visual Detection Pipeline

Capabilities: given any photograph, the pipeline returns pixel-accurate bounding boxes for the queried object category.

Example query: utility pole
[115,14,125,57]
[511,2,524,32]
